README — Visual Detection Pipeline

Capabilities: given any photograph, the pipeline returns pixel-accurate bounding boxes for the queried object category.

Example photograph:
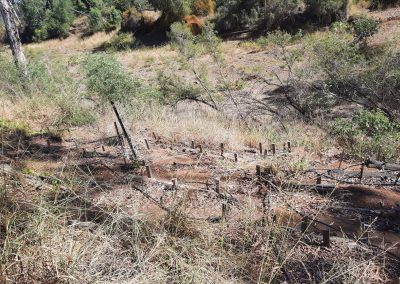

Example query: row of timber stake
[75,121,400,262]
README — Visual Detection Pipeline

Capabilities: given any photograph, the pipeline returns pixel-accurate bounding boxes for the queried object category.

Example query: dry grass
[27,31,117,54]
[1,14,400,283]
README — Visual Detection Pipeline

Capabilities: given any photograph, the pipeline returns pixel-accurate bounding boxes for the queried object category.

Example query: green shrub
[21,0,74,42]
[214,0,299,33]
[89,7,104,32]
[83,53,140,104]
[88,5,122,33]
[330,21,351,34]
[331,110,400,161]
[352,16,379,43]
[103,33,136,51]
[305,0,347,24]
[148,0,192,28]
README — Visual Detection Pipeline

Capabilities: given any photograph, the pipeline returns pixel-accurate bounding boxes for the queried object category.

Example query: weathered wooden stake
[191,140,195,149]
[264,149,268,158]
[359,163,365,182]
[215,178,220,194]
[338,149,344,169]
[271,144,276,155]
[256,165,261,180]
[172,178,178,190]
[199,145,203,153]
[46,139,51,148]
[259,142,263,155]
[144,138,150,150]
[152,132,157,140]
[111,101,137,159]
[222,202,228,219]
[114,122,123,145]
[102,145,105,152]
[316,174,322,185]
[301,216,309,233]
[82,148,86,157]
[220,143,224,156]
[145,164,152,179]
[322,230,330,247]
[234,153,238,162]
[287,141,292,153]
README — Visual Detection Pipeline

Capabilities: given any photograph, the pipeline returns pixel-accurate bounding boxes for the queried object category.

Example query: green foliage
[308,32,363,80]
[88,5,122,33]
[168,22,197,59]
[330,21,351,33]
[305,0,346,17]
[83,53,140,104]
[148,0,192,27]
[21,0,74,42]
[157,72,203,105]
[214,0,299,32]
[102,33,136,51]
[89,7,104,32]
[352,17,379,42]
[331,110,400,160]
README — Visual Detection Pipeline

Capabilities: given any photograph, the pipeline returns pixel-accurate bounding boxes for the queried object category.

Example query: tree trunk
[0,0,28,79]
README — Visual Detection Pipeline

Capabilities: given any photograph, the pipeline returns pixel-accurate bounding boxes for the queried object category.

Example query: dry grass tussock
[27,31,117,54]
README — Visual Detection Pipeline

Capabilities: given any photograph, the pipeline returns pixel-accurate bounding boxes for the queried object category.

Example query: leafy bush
[88,5,122,33]
[102,32,136,50]
[352,16,379,43]
[214,0,299,33]
[148,0,192,28]
[83,53,140,104]
[89,7,105,32]
[305,0,346,15]
[331,110,400,161]
[21,0,74,42]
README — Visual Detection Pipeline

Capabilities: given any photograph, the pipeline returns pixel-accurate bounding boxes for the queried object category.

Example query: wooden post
[287,142,292,153]
[152,132,157,140]
[301,216,309,233]
[271,144,276,155]
[46,139,51,148]
[145,164,152,179]
[222,202,228,219]
[82,148,86,157]
[102,145,105,152]
[220,143,224,156]
[191,140,195,149]
[338,149,344,169]
[114,122,123,145]
[144,139,150,150]
[322,230,330,247]
[316,174,322,185]
[263,149,268,158]
[199,145,203,153]
[359,163,365,183]
[256,165,261,180]
[172,178,178,190]
[259,142,263,155]
[234,153,238,162]
[215,178,220,194]
[111,101,137,159]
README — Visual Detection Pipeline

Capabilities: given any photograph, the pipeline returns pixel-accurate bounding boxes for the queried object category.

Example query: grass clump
[102,33,137,51]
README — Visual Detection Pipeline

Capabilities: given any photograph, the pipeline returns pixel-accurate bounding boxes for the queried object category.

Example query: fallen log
[365,158,400,171]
